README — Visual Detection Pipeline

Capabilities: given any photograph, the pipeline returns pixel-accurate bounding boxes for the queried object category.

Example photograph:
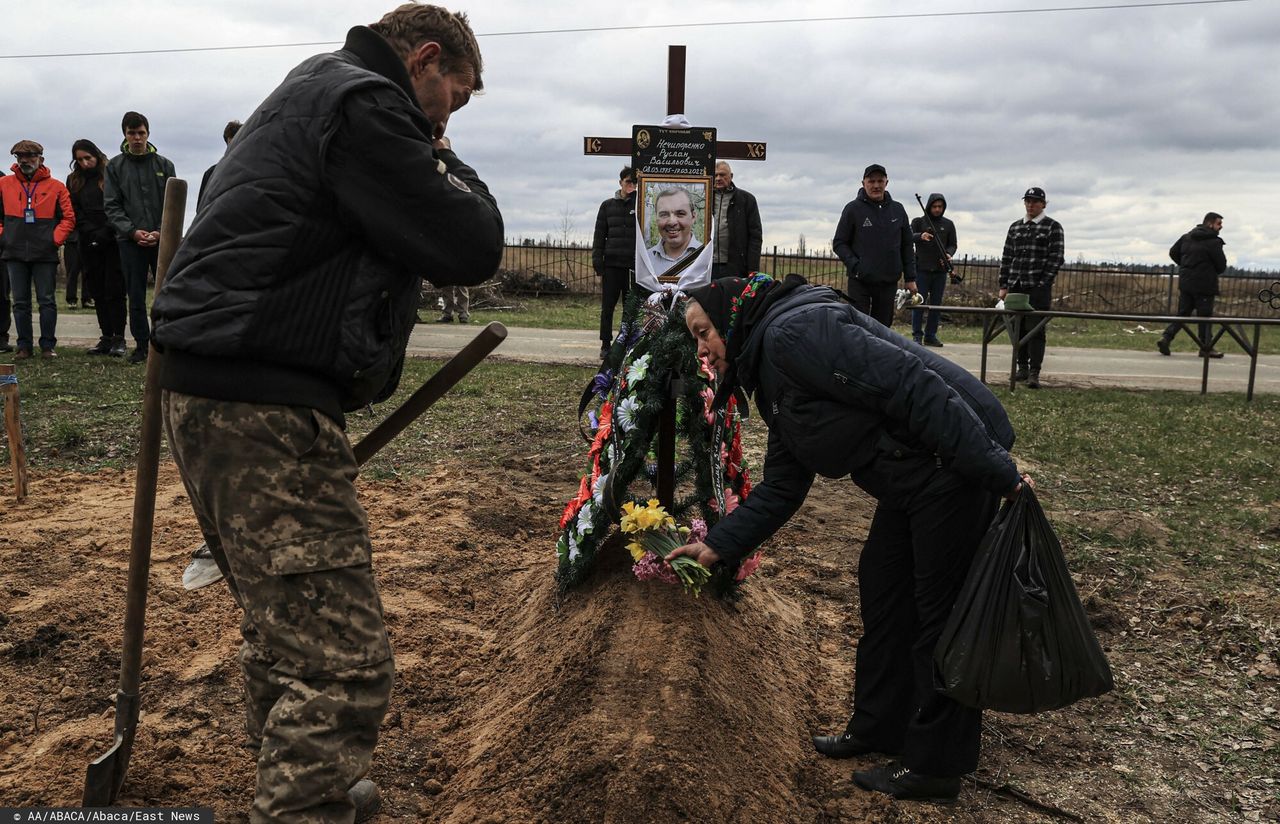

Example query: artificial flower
[625,353,651,385]
[735,551,763,581]
[616,396,640,433]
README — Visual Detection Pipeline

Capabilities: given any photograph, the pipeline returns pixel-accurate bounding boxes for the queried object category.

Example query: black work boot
[1156,337,1171,356]
[87,337,113,355]
[853,761,962,803]
[1014,365,1029,382]
[349,779,382,823]
[1027,368,1041,389]
[108,336,127,357]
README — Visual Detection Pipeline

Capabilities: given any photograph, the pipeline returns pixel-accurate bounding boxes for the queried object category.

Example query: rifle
[914,193,961,284]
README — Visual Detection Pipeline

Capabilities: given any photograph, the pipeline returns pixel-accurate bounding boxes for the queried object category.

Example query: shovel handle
[352,321,507,465]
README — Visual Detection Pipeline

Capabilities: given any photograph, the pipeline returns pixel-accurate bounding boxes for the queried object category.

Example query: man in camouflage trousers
[151,4,503,821]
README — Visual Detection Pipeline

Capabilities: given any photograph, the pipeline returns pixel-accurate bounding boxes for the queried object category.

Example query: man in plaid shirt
[999,186,1064,388]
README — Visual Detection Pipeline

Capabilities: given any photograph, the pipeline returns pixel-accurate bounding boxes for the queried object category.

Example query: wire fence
[499,241,1280,320]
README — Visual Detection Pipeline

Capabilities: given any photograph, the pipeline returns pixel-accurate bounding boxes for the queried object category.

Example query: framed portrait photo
[636,175,712,283]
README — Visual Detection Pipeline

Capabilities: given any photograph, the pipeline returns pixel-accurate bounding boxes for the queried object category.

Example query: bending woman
[670,274,1031,803]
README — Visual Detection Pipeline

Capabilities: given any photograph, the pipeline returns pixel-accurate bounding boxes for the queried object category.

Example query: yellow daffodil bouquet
[620,499,712,596]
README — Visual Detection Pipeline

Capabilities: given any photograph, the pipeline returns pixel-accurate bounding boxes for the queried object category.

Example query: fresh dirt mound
[443,551,826,823]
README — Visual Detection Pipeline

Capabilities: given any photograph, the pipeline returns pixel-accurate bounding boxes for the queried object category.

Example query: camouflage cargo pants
[163,391,395,824]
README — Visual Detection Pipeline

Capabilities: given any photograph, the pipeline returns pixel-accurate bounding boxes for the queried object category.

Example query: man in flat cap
[832,163,917,327]
[0,140,75,359]
[998,187,1065,388]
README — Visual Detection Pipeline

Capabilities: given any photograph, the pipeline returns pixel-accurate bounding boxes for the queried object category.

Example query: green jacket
[104,141,176,239]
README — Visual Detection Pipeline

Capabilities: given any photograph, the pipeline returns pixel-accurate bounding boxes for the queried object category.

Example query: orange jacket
[0,163,76,262]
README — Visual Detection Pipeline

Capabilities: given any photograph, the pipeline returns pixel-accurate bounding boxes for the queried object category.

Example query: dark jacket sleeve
[326,87,504,287]
[832,202,858,273]
[910,216,926,243]
[704,426,815,563]
[1168,235,1183,265]
[1209,238,1227,274]
[944,217,957,256]
[103,159,134,240]
[898,203,917,283]
[591,199,608,275]
[745,191,763,273]
[1044,219,1065,283]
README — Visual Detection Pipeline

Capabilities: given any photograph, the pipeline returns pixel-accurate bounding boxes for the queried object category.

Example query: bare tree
[797,233,806,256]
[559,204,578,247]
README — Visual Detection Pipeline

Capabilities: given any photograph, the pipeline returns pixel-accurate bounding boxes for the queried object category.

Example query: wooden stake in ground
[1,364,28,500]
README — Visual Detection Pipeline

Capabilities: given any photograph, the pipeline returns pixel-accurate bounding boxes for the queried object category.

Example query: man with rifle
[910,193,957,347]
[151,4,503,821]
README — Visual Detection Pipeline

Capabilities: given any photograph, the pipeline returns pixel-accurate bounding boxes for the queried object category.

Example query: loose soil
[1,458,1275,822]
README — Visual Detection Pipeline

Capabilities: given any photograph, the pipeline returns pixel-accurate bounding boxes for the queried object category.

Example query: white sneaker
[183,543,225,591]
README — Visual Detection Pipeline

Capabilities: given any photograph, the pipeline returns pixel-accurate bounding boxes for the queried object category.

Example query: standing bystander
[1157,212,1227,359]
[151,5,503,821]
[710,161,762,280]
[68,140,128,357]
[0,140,75,360]
[104,111,177,364]
[0,167,9,353]
[197,120,244,211]
[591,166,637,358]
[909,193,956,346]
[832,164,917,327]
[437,285,470,323]
[998,187,1064,389]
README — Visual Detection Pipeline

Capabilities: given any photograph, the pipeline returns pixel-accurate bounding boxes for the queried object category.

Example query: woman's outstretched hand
[665,541,721,568]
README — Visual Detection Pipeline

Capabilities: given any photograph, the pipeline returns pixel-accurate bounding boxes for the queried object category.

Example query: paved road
[48,313,1280,395]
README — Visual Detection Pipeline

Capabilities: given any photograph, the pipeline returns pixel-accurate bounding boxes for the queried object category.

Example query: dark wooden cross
[582,45,767,509]
[582,45,767,162]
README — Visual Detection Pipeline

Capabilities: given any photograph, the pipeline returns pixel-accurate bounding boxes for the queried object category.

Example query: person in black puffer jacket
[1157,212,1228,358]
[832,163,918,326]
[591,166,637,357]
[67,139,127,356]
[671,274,1032,804]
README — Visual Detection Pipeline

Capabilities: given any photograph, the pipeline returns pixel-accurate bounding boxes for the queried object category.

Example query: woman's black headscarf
[685,272,808,407]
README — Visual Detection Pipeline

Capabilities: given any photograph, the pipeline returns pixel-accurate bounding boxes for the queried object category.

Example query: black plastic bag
[934,488,1114,713]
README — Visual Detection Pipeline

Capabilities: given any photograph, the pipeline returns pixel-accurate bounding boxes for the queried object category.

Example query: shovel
[83,177,188,807]
[83,269,507,803]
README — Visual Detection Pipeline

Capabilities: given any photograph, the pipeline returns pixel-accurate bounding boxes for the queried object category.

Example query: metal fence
[500,241,1279,320]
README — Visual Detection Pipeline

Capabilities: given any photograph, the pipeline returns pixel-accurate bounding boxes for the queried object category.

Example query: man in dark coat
[0,168,9,352]
[711,161,762,279]
[832,163,917,326]
[909,192,956,346]
[104,111,177,364]
[672,274,1030,803]
[591,165,636,358]
[1157,212,1227,358]
[151,6,503,820]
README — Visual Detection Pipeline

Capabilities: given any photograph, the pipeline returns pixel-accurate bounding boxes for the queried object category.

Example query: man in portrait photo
[646,186,702,276]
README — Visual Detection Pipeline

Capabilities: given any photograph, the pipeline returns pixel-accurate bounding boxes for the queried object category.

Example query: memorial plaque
[631,125,717,177]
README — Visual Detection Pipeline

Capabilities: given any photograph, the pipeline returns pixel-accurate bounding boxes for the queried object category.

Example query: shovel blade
[82,690,139,807]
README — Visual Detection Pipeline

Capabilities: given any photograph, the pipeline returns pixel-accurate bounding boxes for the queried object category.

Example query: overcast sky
[6,0,1278,269]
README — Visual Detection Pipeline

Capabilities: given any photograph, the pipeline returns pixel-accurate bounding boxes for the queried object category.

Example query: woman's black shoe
[853,761,961,802]
[811,731,882,759]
